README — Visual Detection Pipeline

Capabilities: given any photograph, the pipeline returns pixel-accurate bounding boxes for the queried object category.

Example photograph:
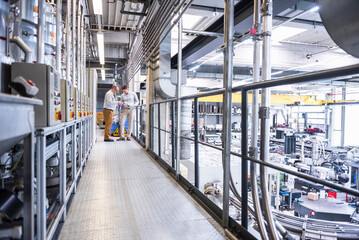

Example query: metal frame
[36,116,93,240]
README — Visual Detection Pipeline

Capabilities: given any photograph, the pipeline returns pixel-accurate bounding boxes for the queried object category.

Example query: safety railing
[133,63,359,239]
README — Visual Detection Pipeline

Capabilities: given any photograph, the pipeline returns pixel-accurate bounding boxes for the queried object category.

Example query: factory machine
[75,89,82,118]
[60,79,75,122]
[11,63,62,127]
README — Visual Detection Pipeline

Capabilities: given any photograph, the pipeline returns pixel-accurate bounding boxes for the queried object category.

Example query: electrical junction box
[60,79,75,122]
[11,63,61,127]
[74,88,81,119]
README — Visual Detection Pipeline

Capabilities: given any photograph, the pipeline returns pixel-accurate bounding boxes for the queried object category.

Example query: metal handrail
[148,63,359,106]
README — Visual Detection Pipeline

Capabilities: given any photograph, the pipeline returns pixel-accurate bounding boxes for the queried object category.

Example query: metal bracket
[259,106,270,119]
[248,146,257,158]
[261,31,272,37]
[261,1,273,17]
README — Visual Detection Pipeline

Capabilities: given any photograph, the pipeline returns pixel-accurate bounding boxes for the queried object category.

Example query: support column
[250,0,267,237]
[260,0,279,239]
[222,0,234,228]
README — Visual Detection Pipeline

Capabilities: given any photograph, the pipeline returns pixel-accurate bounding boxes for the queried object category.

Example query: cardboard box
[308,192,319,201]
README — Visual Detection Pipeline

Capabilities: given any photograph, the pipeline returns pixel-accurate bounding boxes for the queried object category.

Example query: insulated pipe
[66,0,71,81]
[222,0,234,228]
[249,0,268,238]
[37,0,45,63]
[72,0,76,87]
[175,13,182,178]
[10,36,32,63]
[259,0,279,239]
[56,0,62,76]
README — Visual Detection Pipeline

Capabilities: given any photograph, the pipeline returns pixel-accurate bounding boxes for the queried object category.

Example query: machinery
[11,63,61,127]
[80,93,86,117]
[60,79,75,122]
[74,88,81,119]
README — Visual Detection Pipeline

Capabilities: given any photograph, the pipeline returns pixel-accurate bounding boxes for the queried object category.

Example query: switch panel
[11,63,61,127]
[74,88,81,119]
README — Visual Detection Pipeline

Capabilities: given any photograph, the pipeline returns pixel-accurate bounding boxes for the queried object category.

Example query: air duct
[318,0,359,58]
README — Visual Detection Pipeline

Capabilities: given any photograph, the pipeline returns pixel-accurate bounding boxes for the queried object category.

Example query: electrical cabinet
[60,79,75,122]
[11,63,61,127]
[80,93,86,117]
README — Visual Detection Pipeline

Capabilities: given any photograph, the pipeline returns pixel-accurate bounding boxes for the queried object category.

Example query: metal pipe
[77,4,81,92]
[176,14,182,178]
[36,135,46,239]
[340,87,346,146]
[144,0,173,47]
[37,0,45,63]
[146,0,186,53]
[56,0,62,75]
[60,129,67,221]
[9,36,32,63]
[72,0,77,87]
[240,91,248,229]
[250,0,267,238]
[66,0,71,81]
[260,0,279,238]
[144,0,195,63]
[144,0,183,52]
[194,98,199,188]
[222,0,234,228]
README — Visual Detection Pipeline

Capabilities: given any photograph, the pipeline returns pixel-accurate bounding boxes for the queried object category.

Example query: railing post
[149,105,153,150]
[194,98,199,188]
[158,103,161,157]
[171,101,176,168]
[136,106,139,138]
[241,90,248,229]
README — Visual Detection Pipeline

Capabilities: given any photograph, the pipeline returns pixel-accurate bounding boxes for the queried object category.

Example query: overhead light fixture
[101,69,105,81]
[97,32,105,65]
[189,65,200,72]
[310,6,319,12]
[92,0,103,15]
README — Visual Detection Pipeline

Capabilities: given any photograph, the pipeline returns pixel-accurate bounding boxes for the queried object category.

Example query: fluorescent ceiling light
[97,32,105,65]
[310,6,319,12]
[182,14,203,29]
[92,0,103,15]
[272,26,307,41]
[101,69,105,81]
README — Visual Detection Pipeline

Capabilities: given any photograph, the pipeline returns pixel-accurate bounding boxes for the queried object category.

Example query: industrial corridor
[56,131,226,240]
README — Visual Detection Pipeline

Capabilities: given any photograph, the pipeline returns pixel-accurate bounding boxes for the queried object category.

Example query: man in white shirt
[103,85,121,142]
[117,85,139,141]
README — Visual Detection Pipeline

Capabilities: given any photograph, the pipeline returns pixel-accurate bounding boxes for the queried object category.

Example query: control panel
[11,63,61,127]
[81,93,86,117]
[60,79,75,122]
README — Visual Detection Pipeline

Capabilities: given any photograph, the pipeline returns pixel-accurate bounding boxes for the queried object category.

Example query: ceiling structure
[85,0,359,93]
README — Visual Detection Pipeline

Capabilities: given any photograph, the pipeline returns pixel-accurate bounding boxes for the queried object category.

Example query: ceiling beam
[171,0,302,69]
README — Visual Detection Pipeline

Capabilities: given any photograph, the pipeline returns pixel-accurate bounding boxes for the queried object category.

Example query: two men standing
[103,84,139,142]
